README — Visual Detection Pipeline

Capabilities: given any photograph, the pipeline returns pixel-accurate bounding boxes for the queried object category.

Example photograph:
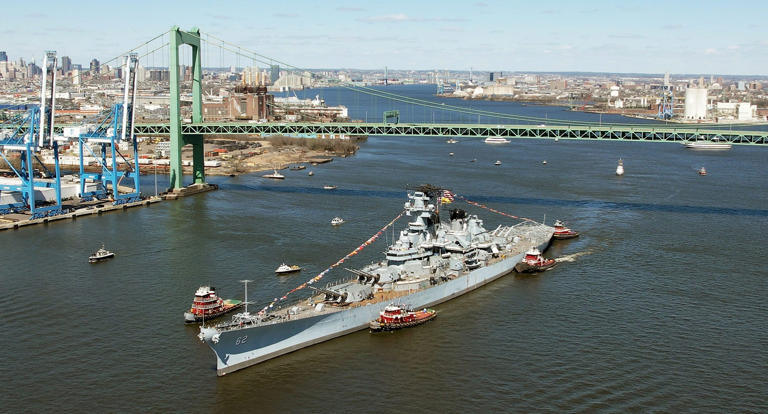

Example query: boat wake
[554,250,594,263]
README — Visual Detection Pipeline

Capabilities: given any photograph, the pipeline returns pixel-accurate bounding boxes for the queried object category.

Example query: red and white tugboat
[514,247,557,273]
[184,286,243,324]
[369,304,437,332]
[552,219,579,240]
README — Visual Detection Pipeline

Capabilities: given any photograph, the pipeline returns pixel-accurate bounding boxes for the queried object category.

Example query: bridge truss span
[131,122,768,145]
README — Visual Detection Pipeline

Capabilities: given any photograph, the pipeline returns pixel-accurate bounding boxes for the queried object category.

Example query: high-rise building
[0,51,8,62]
[90,58,100,74]
[270,64,280,84]
[61,56,71,74]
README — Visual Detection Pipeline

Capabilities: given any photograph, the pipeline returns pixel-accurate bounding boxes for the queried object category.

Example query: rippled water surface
[2,86,767,412]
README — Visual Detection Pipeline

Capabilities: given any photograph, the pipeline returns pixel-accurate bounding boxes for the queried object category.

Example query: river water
[2,85,767,412]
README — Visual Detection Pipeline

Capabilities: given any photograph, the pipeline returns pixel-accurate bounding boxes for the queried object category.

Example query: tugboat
[88,244,115,263]
[698,167,707,176]
[514,247,556,273]
[184,286,243,324]
[552,220,579,240]
[330,217,345,226]
[369,304,437,332]
[275,263,302,275]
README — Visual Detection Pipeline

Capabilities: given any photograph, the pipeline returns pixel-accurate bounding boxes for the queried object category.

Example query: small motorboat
[446,138,459,144]
[552,219,579,239]
[698,167,707,176]
[514,247,556,273]
[449,152,454,156]
[470,158,477,163]
[494,160,502,166]
[183,286,243,324]
[262,169,285,179]
[330,217,345,226]
[275,263,302,274]
[289,164,306,171]
[308,171,314,176]
[89,244,115,263]
[542,160,547,165]
[484,137,510,144]
[369,304,437,332]
[323,185,337,190]
[616,158,624,176]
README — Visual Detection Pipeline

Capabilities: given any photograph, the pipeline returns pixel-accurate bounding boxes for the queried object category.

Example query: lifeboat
[183,286,243,324]
[552,219,579,240]
[514,247,556,273]
[369,304,437,332]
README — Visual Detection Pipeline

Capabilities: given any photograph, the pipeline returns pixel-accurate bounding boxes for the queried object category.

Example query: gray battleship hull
[204,238,549,376]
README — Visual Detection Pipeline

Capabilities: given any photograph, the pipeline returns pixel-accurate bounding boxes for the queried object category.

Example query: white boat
[616,158,624,176]
[308,171,314,176]
[275,263,302,274]
[89,244,115,263]
[449,152,454,156]
[323,185,337,190]
[262,169,285,179]
[698,167,707,176]
[683,137,732,150]
[446,138,459,144]
[330,217,344,226]
[484,137,510,144]
[494,160,502,166]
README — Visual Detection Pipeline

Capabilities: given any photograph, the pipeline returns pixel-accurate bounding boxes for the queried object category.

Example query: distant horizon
[3,0,767,76]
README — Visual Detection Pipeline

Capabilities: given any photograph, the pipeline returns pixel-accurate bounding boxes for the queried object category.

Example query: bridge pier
[169,26,205,190]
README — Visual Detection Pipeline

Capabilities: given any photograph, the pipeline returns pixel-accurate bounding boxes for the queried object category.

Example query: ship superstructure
[199,186,554,375]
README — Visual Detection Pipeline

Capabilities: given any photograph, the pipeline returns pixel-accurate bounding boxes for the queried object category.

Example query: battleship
[198,186,554,375]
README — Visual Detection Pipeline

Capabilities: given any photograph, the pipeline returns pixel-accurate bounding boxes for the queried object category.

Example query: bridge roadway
[132,122,768,145]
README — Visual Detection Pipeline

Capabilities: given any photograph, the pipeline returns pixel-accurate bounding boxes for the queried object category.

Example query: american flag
[441,190,454,204]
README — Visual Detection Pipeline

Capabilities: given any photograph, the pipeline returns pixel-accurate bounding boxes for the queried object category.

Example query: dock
[0,183,218,232]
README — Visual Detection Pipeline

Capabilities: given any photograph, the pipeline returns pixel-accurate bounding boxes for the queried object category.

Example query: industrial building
[684,87,708,120]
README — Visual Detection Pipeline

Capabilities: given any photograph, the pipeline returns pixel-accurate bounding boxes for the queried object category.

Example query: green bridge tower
[169,26,205,190]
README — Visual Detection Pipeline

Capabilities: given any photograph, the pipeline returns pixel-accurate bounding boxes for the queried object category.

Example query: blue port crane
[0,51,65,218]
[70,54,141,204]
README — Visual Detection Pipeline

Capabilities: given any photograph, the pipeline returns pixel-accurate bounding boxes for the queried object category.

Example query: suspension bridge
[1,26,767,219]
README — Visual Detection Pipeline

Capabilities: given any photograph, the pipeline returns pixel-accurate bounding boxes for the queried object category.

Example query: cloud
[609,34,645,39]
[359,13,411,22]
[357,14,467,23]
[336,6,365,12]
[704,48,717,55]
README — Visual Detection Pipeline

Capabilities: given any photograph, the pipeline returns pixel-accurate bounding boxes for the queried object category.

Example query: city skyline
[2,0,768,75]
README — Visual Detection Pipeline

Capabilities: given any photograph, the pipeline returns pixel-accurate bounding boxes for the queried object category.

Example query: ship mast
[239,279,253,314]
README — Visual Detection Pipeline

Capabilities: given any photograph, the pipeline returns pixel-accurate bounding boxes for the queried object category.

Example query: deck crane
[0,51,65,218]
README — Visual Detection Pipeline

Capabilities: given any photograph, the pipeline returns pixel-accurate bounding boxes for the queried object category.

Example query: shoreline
[436,93,768,125]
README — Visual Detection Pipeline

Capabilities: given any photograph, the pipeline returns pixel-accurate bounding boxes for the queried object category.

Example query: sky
[3,0,768,75]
